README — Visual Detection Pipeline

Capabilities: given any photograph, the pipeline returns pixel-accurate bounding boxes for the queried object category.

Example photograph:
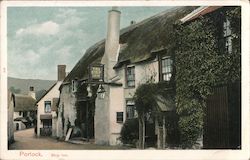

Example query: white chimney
[102,7,121,80]
[28,86,36,100]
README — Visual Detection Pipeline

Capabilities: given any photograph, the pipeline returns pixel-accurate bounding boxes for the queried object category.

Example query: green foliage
[134,83,158,114]
[120,118,139,146]
[175,7,241,148]
[134,81,175,114]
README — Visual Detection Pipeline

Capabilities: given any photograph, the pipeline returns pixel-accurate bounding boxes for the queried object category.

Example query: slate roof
[35,82,57,104]
[63,6,197,83]
[14,94,36,112]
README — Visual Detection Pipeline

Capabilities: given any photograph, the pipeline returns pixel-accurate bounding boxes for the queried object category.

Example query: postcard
[0,0,249,160]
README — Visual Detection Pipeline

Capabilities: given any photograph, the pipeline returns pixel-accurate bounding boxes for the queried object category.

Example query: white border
[1,1,249,160]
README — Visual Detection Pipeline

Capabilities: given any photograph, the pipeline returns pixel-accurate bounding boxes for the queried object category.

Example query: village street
[9,128,129,150]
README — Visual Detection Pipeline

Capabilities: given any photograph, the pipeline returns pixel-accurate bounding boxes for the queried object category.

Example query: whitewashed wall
[36,81,62,136]
[14,121,26,131]
[14,112,22,119]
[95,57,160,145]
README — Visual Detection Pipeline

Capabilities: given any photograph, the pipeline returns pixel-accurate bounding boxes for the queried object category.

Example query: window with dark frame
[43,119,52,128]
[116,112,124,123]
[160,57,173,81]
[126,100,136,119]
[71,80,77,93]
[126,66,135,87]
[23,111,27,117]
[44,101,51,113]
[223,18,232,54]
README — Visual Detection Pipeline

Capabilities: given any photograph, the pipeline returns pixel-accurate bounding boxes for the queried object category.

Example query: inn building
[55,6,241,149]
[56,6,196,145]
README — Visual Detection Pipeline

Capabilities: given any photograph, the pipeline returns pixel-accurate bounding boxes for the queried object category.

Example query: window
[19,111,22,116]
[126,100,137,119]
[71,80,78,93]
[43,119,52,128]
[223,18,232,54]
[116,112,124,123]
[160,57,173,81]
[44,101,51,113]
[23,111,27,117]
[126,66,135,87]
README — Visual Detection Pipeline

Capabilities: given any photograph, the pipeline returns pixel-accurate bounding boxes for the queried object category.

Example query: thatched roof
[14,94,36,112]
[63,6,197,83]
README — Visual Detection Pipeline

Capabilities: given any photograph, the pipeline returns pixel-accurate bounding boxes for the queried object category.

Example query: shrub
[120,118,139,146]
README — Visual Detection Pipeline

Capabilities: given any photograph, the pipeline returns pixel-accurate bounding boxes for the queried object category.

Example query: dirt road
[9,128,128,150]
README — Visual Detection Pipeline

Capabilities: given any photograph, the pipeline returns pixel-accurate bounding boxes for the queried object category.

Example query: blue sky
[7,7,172,80]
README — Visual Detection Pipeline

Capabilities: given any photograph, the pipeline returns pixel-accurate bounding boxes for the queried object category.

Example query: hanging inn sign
[88,64,104,82]
[87,64,122,86]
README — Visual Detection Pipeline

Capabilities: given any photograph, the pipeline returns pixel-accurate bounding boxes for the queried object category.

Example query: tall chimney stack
[28,86,36,99]
[58,65,66,81]
[102,7,121,80]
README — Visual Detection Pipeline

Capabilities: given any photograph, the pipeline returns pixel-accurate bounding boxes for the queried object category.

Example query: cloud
[16,21,59,36]
[9,8,99,80]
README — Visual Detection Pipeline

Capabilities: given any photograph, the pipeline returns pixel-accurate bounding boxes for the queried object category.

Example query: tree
[134,83,157,149]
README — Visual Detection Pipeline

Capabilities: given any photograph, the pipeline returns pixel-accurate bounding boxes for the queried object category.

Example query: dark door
[16,123,19,130]
[204,83,241,149]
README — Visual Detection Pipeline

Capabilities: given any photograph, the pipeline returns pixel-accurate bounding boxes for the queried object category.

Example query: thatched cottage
[56,6,240,149]
[13,87,36,130]
[56,6,196,145]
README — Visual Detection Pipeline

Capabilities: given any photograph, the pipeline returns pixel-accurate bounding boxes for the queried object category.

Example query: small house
[13,87,36,130]
[36,65,66,137]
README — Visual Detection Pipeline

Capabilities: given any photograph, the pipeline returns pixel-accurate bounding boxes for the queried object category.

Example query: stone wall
[57,84,77,138]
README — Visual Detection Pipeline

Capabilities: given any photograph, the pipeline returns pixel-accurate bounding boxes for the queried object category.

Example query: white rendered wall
[113,59,159,144]
[37,81,62,136]
[14,112,22,119]
[14,121,26,131]
[109,86,124,145]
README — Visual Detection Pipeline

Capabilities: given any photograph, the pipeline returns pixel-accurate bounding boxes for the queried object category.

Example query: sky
[7,6,172,80]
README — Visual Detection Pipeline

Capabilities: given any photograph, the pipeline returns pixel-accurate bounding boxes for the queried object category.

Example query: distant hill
[8,77,56,100]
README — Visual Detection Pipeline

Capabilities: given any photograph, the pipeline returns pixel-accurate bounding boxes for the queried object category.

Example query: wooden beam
[155,117,160,149]
[163,115,166,149]
[86,102,89,142]
[142,112,145,149]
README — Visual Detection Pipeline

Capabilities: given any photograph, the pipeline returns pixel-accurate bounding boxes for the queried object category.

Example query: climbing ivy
[175,7,241,148]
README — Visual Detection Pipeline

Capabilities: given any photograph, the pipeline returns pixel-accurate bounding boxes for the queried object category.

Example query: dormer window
[126,66,135,88]
[159,56,173,81]
[71,79,78,93]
